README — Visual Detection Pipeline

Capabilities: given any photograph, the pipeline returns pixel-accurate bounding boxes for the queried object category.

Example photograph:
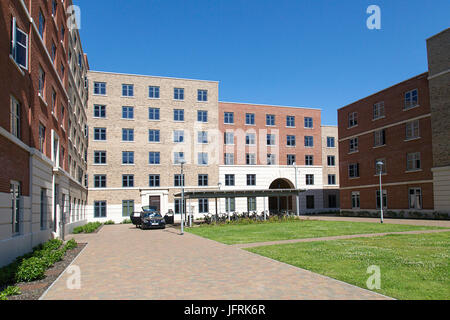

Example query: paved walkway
[298,215,450,227]
[40,224,390,300]
[233,228,450,249]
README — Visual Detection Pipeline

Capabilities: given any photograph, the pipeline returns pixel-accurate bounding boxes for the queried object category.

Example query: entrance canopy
[174,188,305,199]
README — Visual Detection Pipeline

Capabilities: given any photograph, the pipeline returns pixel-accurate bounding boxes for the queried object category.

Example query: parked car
[130,206,166,230]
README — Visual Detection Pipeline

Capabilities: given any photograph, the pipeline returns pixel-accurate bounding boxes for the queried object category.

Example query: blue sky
[75,0,449,125]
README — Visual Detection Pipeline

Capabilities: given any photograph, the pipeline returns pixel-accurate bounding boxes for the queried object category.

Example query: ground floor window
[122,200,134,217]
[174,198,186,214]
[94,201,107,218]
[225,198,235,212]
[351,192,360,209]
[198,198,208,213]
[247,197,257,212]
[306,195,314,209]
[40,188,47,230]
[328,194,337,208]
[10,181,21,234]
[409,188,422,209]
[376,190,387,209]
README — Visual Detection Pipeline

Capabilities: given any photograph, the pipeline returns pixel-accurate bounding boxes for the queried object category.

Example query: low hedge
[73,221,102,234]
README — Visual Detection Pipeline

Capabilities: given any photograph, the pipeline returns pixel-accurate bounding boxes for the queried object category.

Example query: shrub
[121,219,132,224]
[104,220,115,225]
[64,239,78,250]
[15,257,47,282]
[40,249,65,268]
[73,222,102,234]
[41,239,63,251]
[1,286,21,297]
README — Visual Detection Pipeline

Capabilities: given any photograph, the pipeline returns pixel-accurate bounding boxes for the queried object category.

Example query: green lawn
[186,219,443,244]
[246,232,450,300]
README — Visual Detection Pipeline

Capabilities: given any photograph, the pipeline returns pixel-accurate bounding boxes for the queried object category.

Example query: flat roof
[88,70,219,83]
[220,101,322,111]
[174,189,305,199]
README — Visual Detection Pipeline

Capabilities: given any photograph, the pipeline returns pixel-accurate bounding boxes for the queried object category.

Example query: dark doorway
[149,196,161,212]
[268,178,295,213]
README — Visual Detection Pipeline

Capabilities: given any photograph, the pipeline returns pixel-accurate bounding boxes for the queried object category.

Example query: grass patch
[246,232,450,300]
[72,222,102,234]
[186,219,444,244]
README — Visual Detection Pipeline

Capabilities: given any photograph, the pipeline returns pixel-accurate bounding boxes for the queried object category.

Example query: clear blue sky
[75,0,449,125]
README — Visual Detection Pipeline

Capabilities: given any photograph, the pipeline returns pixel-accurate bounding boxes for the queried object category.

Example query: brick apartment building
[338,28,450,215]
[0,0,89,267]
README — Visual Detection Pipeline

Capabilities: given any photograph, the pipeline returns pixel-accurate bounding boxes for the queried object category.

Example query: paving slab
[41,224,391,300]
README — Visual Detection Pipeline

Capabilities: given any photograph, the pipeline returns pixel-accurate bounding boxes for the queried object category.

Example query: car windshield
[143,212,162,218]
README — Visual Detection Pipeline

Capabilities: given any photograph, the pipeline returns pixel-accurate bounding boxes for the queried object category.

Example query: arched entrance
[268,178,295,214]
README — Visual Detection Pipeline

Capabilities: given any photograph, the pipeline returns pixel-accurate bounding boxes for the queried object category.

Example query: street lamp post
[377,161,384,224]
[180,160,186,234]
[293,162,299,216]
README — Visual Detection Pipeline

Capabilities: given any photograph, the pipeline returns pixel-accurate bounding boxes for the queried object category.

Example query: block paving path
[41,224,390,300]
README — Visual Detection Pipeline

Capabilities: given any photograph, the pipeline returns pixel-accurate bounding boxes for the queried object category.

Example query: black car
[139,206,166,229]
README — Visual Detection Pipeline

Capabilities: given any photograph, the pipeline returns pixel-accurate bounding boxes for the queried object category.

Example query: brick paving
[233,228,450,249]
[40,224,390,300]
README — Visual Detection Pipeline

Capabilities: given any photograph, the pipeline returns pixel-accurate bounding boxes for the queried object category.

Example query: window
[149,86,160,98]
[174,88,184,100]
[40,188,47,230]
[60,105,65,125]
[407,152,421,171]
[94,175,106,188]
[198,131,208,144]
[11,181,21,234]
[149,152,160,164]
[199,199,209,213]
[94,82,106,95]
[406,120,420,140]
[122,174,134,187]
[225,198,235,212]
[351,192,360,209]
[327,137,335,148]
[198,89,207,101]
[224,112,234,124]
[306,195,315,209]
[122,200,134,217]
[51,89,57,114]
[328,174,336,185]
[38,67,45,97]
[94,128,106,141]
[348,112,358,127]
[349,138,358,152]
[247,197,257,212]
[373,101,385,120]
[267,134,276,146]
[198,174,208,186]
[148,129,160,142]
[328,194,337,208]
[197,110,208,122]
[10,96,20,138]
[305,155,313,166]
[374,129,386,147]
[246,113,255,125]
[149,107,160,120]
[246,133,256,145]
[174,152,185,164]
[149,175,160,187]
[122,106,134,119]
[39,124,45,152]
[174,198,186,214]
[266,114,275,126]
[286,116,295,127]
[52,0,57,16]
[173,130,184,143]
[304,136,314,147]
[94,151,106,164]
[38,10,45,39]
[267,154,276,165]
[174,174,185,187]
[224,153,234,165]
[404,89,418,109]
[287,135,296,147]
[224,132,234,145]
[246,153,256,165]
[51,42,56,63]
[349,163,360,178]
[122,151,134,164]
[198,153,208,165]
[304,117,313,128]
[327,155,335,166]
[287,154,296,165]
[409,188,422,209]
[375,159,386,174]
[11,17,28,69]
[376,190,387,209]
[247,174,256,186]
[94,201,107,218]
[122,84,134,97]
[122,128,134,141]
[174,109,184,121]
[225,174,235,186]
[306,174,314,185]
[94,105,106,118]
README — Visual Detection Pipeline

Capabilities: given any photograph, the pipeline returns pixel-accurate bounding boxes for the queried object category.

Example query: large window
[94,175,106,188]
[94,105,106,118]
[409,188,422,209]
[348,112,358,127]
[40,188,47,230]
[305,155,314,166]
[197,110,208,122]
[94,151,106,164]
[38,10,45,38]
[225,174,235,186]
[149,129,160,142]
[224,112,234,124]
[246,153,256,165]
[173,130,184,143]
[122,128,134,141]
[199,199,209,213]
[174,174,185,187]
[406,120,420,140]
[122,200,134,217]
[38,67,45,97]
[246,133,256,145]
[122,174,134,187]
[94,201,107,218]
[327,155,335,166]
[266,114,275,126]
[406,152,421,171]
[94,128,106,141]
[149,107,160,120]
[287,135,296,147]
[286,116,295,127]
[149,152,160,164]
[267,134,276,146]
[349,163,360,178]
[224,153,234,165]
[327,137,335,148]
[374,129,386,147]
[149,86,160,98]
[198,131,208,144]
[122,84,134,97]
[304,136,314,147]
[267,154,276,165]
[349,137,358,152]
[246,113,255,125]
[224,132,234,145]
[10,96,20,138]
[122,106,134,119]
[306,195,315,209]
[304,117,313,128]
[149,174,160,187]
[174,109,184,121]
[198,89,207,102]
[11,17,28,69]
[198,153,208,165]
[351,192,360,209]
[225,198,235,212]
[122,151,134,164]
[306,174,314,185]
[198,174,208,186]
[247,174,256,186]
[39,124,46,152]
[174,88,184,100]
[93,82,106,95]
[247,197,257,212]
[404,89,418,110]
[373,101,385,120]
[328,174,336,185]
[287,154,296,165]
